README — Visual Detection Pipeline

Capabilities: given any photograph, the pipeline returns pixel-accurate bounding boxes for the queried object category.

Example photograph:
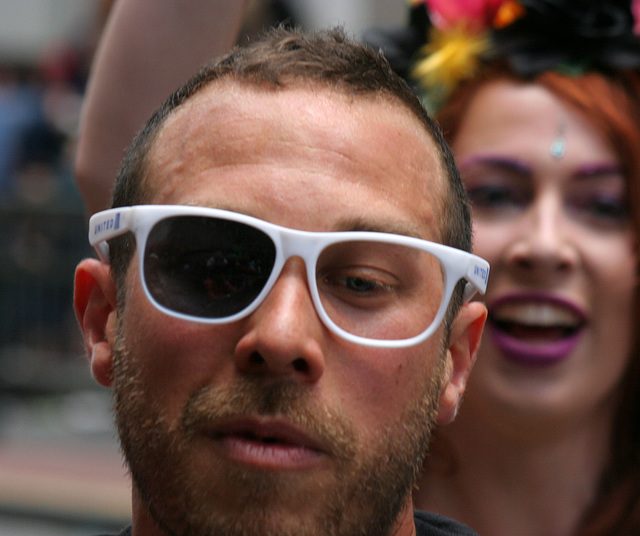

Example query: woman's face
[452,80,636,422]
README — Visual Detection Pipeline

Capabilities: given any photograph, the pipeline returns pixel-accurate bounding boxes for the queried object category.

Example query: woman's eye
[466,184,528,212]
[460,159,532,215]
[569,194,630,226]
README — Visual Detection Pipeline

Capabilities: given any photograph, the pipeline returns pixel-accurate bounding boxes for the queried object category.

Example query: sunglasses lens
[143,216,276,318]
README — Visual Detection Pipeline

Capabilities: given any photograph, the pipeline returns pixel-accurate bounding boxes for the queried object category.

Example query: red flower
[424,0,510,31]
[633,0,640,35]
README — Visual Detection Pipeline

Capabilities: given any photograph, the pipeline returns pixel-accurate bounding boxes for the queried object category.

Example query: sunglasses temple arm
[463,282,478,302]
[88,207,134,263]
[462,256,490,302]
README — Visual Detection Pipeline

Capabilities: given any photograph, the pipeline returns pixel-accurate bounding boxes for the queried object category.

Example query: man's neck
[130,488,166,536]
[129,487,419,536]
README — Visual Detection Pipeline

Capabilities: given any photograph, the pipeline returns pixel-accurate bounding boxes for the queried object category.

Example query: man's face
[114,82,451,536]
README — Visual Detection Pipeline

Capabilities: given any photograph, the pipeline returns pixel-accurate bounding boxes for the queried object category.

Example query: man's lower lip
[488,325,583,366]
[211,435,324,469]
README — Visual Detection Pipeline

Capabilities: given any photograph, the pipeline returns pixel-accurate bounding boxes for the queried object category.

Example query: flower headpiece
[363,0,640,112]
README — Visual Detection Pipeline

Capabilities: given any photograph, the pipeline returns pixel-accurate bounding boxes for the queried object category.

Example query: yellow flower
[412,25,490,94]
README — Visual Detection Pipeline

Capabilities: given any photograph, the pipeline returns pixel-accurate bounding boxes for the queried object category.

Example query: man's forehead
[153,80,444,175]
[145,78,448,236]
[161,78,429,138]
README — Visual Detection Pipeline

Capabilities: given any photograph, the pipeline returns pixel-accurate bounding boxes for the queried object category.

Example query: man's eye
[319,267,399,308]
[342,276,382,293]
[323,273,391,294]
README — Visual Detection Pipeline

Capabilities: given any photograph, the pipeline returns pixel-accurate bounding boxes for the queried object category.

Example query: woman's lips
[487,294,588,366]
[205,418,326,470]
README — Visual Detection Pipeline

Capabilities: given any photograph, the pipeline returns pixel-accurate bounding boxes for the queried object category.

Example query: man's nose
[505,195,579,276]
[233,257,326,383]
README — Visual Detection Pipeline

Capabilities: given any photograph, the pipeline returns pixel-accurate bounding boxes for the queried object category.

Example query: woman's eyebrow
[457,154,531,176]
[572,162,623,179]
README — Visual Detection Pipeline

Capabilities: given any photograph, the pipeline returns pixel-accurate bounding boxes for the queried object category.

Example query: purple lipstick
[488,293,587,366]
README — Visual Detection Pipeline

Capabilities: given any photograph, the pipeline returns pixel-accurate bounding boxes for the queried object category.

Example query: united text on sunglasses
[89,206,489,348]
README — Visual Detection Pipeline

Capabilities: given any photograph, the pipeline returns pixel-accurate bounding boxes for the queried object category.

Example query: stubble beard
[111,323,445,536]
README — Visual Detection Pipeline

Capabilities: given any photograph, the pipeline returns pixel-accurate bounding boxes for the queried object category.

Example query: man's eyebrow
[333,217,425,239]
[184,200,248,212]
[457,154,531,176]
[181,203,427,239]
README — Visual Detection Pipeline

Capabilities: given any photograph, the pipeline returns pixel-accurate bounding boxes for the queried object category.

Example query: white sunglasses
[90,205,489,348]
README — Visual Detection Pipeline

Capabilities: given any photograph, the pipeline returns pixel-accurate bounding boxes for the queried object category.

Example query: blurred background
[0,1,405,534]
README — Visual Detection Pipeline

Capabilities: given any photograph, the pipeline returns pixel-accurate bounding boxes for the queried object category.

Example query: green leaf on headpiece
[555,59,590,77]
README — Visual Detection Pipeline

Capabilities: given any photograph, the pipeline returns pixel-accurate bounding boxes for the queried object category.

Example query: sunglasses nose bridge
[274,227,324,307]
[251,232,323,331]
[278,227,321,271]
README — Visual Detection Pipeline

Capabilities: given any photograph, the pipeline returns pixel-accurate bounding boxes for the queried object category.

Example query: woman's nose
[505,195,579,276]
[233,257,326,383]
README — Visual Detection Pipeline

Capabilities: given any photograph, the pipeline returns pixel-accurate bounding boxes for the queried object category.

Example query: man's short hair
[108,26,471,324]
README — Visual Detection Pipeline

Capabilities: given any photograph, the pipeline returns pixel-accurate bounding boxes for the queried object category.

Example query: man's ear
[74,258,118,387]
[436,301,487,425]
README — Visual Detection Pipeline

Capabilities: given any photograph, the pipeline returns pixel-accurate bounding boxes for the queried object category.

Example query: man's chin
[124,434,350,536]
[113,338,441,536]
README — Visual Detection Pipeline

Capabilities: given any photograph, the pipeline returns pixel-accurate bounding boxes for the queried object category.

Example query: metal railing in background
[0,171,131,532]
[0,175,92,395]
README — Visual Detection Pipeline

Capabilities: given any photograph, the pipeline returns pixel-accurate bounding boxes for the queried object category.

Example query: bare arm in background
[75,0,248,216]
